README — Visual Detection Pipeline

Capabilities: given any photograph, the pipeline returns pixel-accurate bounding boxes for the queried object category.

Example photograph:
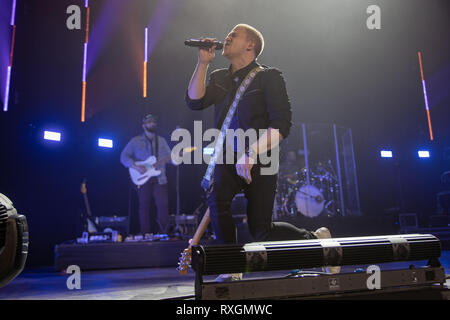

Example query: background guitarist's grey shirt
[120,134,172,185]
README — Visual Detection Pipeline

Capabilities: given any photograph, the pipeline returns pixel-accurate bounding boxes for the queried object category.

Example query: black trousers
[136,177,169,234]
[208,162,316,244]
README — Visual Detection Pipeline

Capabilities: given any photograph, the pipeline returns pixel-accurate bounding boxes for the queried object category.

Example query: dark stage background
[0,0,449,267]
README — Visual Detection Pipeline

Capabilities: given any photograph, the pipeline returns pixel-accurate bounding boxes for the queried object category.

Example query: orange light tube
[417,51,433,141]
[143,61,147,98]
[81,81,86,122]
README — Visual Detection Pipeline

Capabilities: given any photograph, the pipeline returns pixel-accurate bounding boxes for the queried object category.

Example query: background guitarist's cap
[142,114,158,123]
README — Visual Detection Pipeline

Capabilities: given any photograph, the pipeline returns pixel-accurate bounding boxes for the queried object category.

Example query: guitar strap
[201,66,263,191]
[145,134,159,159]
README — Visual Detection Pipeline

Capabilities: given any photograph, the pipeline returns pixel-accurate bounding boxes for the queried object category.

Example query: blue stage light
[44,131,61,142]
[203,147,214,155]
[380,150,393,158]
[418,150,430,158]
[98,138,113,148]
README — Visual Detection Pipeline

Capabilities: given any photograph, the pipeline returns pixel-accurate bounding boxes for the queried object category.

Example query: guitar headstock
[80,179,87,194]
[177,247,192,275]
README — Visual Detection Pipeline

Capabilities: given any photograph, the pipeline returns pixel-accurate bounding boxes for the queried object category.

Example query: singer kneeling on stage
[185,24,337,282]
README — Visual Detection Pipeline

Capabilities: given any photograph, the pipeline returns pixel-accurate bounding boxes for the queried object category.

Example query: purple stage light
[82,43,88,82]
[146,0,178,55]
[10,0,16,26]
[3,66,11,111]
[145,27,148,63]
[143,27,148,98]
[81,4,90,122]
[3,0,16,112]
[86,0,127,75]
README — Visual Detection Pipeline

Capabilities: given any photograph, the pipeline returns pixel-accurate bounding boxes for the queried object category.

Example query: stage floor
[1,250,450,300]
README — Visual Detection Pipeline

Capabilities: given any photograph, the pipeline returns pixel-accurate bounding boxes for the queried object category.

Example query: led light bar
[192,234,441,275]
[98,138,113,148]
[418,150,430,158]
[380,150,393,158]
[44,131,61,142]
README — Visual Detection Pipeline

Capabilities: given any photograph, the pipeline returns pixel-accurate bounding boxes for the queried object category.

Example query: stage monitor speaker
[0,194,28,288]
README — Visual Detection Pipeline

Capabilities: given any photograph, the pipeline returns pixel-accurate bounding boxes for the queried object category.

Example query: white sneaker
[313,227,331,239]
[215,273,243,282]
[313,227,341,274]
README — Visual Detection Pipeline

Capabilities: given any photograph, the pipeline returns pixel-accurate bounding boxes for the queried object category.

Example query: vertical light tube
[143,27,148,98]
[3,67,11,112]
[4,0,17,112]
[417,51,433,141]
[81,4,90,122]
[10,0,16,26]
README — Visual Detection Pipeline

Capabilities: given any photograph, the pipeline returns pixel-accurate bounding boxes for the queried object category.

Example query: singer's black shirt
[185,60,292,140]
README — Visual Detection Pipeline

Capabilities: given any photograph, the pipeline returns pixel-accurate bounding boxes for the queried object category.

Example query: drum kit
[274,161,341,219]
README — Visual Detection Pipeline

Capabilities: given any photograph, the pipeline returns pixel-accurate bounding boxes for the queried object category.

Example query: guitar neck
[190,207,210,247]
[83,193,93,217]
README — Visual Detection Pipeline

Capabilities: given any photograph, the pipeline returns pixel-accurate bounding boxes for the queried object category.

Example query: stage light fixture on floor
[98,138,113,148]
[0,194,28,288]
[43,131,61,142]
[418,150,430,158]
[380,150,393,158]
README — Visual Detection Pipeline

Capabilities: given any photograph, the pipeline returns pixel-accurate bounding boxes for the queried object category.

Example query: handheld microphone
[184,39,223,50]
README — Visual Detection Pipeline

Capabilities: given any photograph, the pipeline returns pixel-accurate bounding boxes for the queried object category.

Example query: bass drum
[294,184,325,218]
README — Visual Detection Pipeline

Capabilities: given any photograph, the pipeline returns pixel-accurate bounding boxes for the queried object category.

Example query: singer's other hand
[197,37,217,65]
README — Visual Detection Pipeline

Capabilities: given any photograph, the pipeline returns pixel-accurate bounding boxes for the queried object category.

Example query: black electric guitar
[80,179,98,233]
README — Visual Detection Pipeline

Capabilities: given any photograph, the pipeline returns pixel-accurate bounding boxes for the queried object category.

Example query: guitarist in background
[120,114,171,236]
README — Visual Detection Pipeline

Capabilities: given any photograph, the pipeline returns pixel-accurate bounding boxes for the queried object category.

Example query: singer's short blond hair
[235,24,264,58]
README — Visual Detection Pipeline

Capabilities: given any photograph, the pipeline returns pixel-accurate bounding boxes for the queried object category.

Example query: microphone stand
[174,153,185,237]
[176,163,180,217]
